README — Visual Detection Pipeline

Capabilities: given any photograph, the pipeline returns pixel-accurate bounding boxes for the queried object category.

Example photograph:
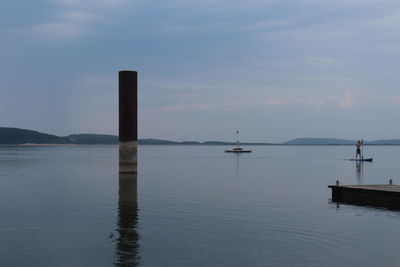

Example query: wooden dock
[328,182,400,209]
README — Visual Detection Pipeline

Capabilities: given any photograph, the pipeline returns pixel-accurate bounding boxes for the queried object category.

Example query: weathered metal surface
[119,70,137,173]
[119,71,137,142]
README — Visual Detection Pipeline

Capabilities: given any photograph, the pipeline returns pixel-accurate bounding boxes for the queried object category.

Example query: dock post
[119,70,137,174]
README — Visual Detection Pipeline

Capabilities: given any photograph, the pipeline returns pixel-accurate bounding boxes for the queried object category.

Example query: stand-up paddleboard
[350,158,373,162]
[350,139,372,161]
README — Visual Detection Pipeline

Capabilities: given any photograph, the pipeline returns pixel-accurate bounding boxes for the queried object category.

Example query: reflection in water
[356,161,364,184]
[115,174,140,266]
[235,153,240,178]
[232,153,244,179]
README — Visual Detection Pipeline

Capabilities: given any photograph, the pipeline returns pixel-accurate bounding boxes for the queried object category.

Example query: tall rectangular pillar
[119,70,137,173]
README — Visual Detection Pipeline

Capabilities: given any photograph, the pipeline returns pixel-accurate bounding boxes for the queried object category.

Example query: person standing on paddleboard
[356,140,362,159]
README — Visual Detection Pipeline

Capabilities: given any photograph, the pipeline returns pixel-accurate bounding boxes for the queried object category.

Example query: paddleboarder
[356,140,362,159]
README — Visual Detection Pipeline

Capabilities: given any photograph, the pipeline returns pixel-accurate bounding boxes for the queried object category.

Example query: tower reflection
[115,173,140,266]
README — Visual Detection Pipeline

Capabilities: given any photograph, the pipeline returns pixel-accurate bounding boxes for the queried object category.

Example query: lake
[1,145,400,266]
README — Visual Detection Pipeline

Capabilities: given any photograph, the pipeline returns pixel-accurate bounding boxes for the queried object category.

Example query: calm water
[1,145,400,266]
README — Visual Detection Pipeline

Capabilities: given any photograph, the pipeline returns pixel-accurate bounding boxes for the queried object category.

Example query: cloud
[339,92,354,108]
[55,0,127,8]
[262,96,338,108]
[162,104,214,111]
[309,96,336,107]
[164,0,276,9]
[29,0,127,40]
[262,98,303,106]
[392,96,400,104]
[301,0,388,7]
[367,13,400,29]
[31,11,96,39]
[143,79,361,112]
[263,99,287,106]
[87,93,116,105]
[32,22,84,39]
[77,74,115,92]
[160,21,232,34]
[297,75,358,90]
[61,11,96,21]
[305,56,337,65]
[240,19,290,30]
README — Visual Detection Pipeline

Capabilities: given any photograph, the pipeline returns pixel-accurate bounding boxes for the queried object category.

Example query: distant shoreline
[2,143,400,147]
[17,143,80,147]
[2,127,400,145]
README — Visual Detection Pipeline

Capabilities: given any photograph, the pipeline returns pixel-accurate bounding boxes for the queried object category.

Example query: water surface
[1,145,400,266]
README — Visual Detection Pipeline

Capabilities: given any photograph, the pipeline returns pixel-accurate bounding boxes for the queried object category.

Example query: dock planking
[328,182,400,209]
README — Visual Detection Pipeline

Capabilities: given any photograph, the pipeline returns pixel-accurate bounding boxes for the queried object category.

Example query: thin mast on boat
[236,131,239,147]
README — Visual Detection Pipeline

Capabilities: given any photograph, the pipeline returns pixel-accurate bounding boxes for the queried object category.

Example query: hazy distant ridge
[367,139,400,145]
[0,127,68,144]
[2,127,400,145]
[0,127,265,145]
[66,134,117,144]
[284,138,400,145]
[283,138,356,145]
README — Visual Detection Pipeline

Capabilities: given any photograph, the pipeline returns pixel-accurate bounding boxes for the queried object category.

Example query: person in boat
[356,140,362,159]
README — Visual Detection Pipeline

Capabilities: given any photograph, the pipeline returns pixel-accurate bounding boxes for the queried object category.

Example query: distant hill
[138,139,178,145]
[283,138,400,145]
[2,127,400,145]
[0,128,234,145]
[283,138,356,145]
[369,139,400,145]
[203,141,235,145]
[0,128,118,145]
[66,134,118,144]
[0,127,68,144]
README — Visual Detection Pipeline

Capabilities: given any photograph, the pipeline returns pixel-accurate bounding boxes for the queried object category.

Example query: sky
[1,0,400,142]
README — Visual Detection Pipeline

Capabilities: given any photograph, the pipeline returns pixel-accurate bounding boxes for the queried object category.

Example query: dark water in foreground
[1,145,400,266]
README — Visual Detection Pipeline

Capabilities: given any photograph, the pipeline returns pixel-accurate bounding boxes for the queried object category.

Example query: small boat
[350,158,373,162]
[225,131,252,153]
[225,147,252,153]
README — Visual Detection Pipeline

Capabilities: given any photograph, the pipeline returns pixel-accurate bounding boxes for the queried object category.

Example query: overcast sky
[1,0,400,142]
